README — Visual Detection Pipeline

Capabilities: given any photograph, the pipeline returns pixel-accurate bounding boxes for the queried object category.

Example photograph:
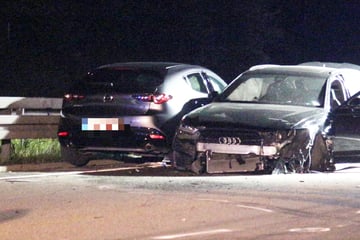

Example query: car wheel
[309,134,330,172]
[61,146,90,167]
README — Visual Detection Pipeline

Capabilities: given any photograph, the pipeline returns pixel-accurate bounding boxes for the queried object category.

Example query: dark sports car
[172,64,360,174]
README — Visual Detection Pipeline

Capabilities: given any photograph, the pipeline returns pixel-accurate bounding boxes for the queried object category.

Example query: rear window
[71,68,164,94]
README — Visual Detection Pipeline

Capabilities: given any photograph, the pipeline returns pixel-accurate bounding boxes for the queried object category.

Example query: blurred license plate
[81,118,124,131]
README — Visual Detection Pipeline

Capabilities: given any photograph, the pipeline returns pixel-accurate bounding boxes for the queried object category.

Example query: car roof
[248,64,334,76]
[299,61,360,71]
[246,63,360,78]
[96,62,205,75]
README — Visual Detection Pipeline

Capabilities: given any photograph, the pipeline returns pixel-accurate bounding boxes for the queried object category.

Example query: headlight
[174,122,202,141]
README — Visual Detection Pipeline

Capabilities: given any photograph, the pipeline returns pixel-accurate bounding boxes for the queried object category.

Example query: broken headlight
[176,122,201,140]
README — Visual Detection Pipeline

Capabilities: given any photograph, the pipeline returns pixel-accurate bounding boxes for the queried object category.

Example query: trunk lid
[62,68,165,117]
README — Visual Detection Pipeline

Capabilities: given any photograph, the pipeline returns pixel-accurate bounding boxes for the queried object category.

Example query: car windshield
[71,68,164,94]
[219,73,327,107]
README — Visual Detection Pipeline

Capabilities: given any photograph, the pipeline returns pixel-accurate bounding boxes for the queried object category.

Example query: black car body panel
[185,103,325,130]
[173,64,360,174]
[58,62,227,166]
[331,91,360,160]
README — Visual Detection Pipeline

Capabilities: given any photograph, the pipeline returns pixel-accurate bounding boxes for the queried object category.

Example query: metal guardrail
[0,97,62,162]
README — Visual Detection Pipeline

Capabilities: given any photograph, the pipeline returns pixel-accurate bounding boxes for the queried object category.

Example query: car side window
[186,73,208,93]
[330,81,345,109]
[207,75,227,93]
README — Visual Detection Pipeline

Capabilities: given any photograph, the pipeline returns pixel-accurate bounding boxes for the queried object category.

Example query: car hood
[185,102,327,130]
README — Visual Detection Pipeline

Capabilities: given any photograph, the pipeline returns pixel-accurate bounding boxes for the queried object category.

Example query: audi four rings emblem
[218,137,242,145]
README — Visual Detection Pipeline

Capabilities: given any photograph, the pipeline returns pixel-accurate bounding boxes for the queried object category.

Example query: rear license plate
[81,118,124,131]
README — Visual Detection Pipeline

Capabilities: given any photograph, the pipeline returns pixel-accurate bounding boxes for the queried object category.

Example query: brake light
[64,94,85,101]
[133,93,172,104]
[149,134,166,140]
[153,93,172,104]
[58,131,69,137]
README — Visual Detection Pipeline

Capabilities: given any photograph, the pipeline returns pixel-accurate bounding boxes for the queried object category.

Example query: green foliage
[7,139,61,165]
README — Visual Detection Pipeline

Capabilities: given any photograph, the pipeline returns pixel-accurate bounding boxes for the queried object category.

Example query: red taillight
[153,93,172,104]
[133,93,172,104]
[149,134,166,140]
[58,131,69,137]
[64,94,85,101]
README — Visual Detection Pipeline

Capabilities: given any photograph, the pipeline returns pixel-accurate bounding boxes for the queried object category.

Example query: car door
[331,91,360,160]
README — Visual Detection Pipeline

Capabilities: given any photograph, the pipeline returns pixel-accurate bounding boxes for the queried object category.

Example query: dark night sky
[1,0,360,97]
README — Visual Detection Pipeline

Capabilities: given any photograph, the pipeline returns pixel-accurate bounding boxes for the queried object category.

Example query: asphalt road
[0,161,359,240]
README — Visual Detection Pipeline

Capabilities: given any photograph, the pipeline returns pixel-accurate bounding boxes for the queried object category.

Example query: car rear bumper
[58,116,171,156]
[59,133,170,157]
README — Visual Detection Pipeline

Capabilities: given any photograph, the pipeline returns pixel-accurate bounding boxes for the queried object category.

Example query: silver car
[58,62,227,166]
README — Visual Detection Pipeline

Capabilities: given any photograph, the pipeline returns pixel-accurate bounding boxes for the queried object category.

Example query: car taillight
[133,93,172,104]
[58,131,69,137]
[64,94,85,101]
[149,133,166,140]
[153,93,172,104]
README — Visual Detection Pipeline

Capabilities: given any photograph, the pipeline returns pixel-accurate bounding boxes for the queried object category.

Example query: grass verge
[1,139,61,165]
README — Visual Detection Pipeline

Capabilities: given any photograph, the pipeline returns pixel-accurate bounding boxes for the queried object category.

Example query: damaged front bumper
[197,142,277,156]
[196,142,277,174]
[173,125,334,174]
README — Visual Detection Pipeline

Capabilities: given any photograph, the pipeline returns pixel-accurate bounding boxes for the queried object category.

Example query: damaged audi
[172,63,360,174]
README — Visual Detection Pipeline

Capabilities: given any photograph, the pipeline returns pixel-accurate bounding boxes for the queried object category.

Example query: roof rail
[299,62,360,71]
[249,64,280,71]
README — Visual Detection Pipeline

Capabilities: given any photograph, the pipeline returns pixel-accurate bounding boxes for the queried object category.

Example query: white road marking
[356,210,360,214]
[0,171,83,180]
[289,227,330,233]
[83,166,147,173]
[0,166,146,181]
[236,204,274,213]
[151,229,233,239]
[197,198,230,203]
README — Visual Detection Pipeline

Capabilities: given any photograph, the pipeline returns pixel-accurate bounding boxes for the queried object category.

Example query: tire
[60,146,90,167]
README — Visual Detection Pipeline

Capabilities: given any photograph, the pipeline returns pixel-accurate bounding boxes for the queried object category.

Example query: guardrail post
[0,139,11,163]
